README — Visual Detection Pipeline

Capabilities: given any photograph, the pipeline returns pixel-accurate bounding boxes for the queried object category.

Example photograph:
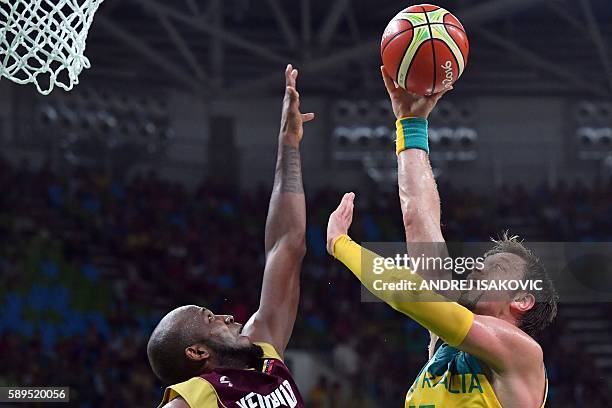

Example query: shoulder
[254,341,283,361]
[160,377,219,408]
[161,396,189,408]
[467,315,543,373]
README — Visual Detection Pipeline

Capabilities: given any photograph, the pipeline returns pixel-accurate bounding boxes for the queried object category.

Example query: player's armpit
[459,314,544,374]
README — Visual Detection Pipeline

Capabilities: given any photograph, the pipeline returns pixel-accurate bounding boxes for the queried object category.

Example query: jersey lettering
[235,380,297,408]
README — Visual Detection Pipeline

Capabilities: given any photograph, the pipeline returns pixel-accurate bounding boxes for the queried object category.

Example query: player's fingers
[286,86,299,102]
[336,193,350,213]
[345,207,354,221]
[340,192,354,216]
[343,192,355,207]
[335,194,348,211]
[430,86,452,102]
[285,64,293,85]
[341,205,351,219]
[302,112,315,122]
[287,67,297,87]
[287,71,297,89]
[346,193,355,217]
[347,208,354,223]
[343,191,355,205]
[380,66,396,94]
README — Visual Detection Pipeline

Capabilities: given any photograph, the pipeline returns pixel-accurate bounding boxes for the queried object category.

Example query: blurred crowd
[0,157,611,407]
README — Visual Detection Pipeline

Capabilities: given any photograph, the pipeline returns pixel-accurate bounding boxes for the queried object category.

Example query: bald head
[147,305,203,384]
[147,305,261,384]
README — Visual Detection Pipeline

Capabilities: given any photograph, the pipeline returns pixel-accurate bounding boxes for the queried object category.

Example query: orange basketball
[381,4,469,96]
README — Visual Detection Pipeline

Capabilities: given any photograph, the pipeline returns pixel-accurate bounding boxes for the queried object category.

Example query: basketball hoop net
[0,0,105,95]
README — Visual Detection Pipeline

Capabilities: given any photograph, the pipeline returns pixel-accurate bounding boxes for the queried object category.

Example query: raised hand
[381,66,449,119]
[279,64,315,147]
[326,192,356,255]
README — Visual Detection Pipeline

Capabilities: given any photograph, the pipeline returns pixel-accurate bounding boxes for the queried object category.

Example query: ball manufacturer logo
[441,60,454,89]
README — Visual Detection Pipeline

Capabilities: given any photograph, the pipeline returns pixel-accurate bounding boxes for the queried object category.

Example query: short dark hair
[147,310,201,384]
[484,233,558,338]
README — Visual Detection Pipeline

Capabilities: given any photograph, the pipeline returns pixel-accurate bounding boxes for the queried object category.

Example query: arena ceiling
[84,0,612,98]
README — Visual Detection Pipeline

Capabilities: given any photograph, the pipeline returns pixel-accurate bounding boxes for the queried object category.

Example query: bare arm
[242,64,314,356]
[381,66,447,261]
[381,66,449,354]
[461,314,543,373]
[459,315,546,407]
[398,150,443,243]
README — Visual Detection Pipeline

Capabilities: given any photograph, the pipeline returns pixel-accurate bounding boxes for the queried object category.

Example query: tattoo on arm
[278,145,304,194]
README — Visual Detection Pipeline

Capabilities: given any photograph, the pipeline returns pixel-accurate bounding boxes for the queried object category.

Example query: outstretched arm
[326,194,543,378]
[242,64,314,357]
[381,67,450,354]
[381,66,448,266]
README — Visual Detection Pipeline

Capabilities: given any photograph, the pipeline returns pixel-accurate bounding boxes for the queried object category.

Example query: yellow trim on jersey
[406,374,548,407]
[254,342,282,361]
[541,379,548,408]
[332,234,474,347]
[160,377,222,408]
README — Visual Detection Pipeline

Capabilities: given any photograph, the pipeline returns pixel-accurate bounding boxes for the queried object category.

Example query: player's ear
[185,344,210,362]
[511,292,535,313]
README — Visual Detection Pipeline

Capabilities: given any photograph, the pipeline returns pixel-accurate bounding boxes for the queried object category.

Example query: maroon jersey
[159,343,304,408]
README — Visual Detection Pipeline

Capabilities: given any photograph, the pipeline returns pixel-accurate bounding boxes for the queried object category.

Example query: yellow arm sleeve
[332,234,474,347]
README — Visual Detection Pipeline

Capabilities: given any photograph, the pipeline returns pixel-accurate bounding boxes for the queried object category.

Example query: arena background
[1,0,612,406]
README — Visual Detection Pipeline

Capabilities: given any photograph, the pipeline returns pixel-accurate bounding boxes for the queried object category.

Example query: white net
[0,0,105,95]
